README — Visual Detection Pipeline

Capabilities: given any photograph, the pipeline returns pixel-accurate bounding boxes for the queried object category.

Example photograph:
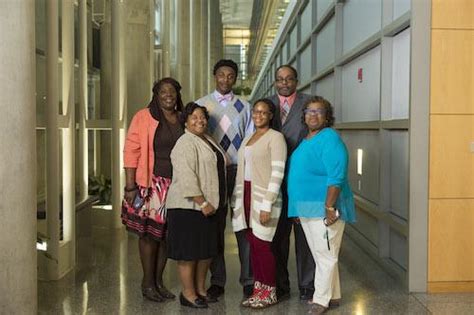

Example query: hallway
[38,214,473,314]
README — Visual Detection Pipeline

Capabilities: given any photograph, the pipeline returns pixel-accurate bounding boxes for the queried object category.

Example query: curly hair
[302,96,335,127]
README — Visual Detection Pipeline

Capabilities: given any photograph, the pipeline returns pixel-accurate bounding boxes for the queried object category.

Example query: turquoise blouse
[287,128,356,223]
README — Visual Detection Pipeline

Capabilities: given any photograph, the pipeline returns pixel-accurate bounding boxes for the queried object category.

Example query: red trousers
[244,181,276,286]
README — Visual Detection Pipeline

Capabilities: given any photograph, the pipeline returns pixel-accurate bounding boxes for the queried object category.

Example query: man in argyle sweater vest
[196,59,254,300]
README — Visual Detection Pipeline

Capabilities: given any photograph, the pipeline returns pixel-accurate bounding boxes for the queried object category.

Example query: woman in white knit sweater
[232,98,287,308]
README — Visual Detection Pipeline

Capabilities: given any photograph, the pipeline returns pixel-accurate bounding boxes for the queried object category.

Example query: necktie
[281,99,290,124]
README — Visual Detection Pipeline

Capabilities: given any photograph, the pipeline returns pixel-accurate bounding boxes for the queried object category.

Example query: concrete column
[61,0,76,269]
[78,0,88,202]
[176,0,191,101]
[161,0,171,77]
[200,0,209,94]
[112,0,127,227]
[190,0,202,99]
[0,1,37,313]
[125,0,153,120]
[99,0,112,179]
[45,0,61,279]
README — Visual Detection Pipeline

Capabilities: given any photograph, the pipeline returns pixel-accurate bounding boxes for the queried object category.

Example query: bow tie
[217,93,233,103]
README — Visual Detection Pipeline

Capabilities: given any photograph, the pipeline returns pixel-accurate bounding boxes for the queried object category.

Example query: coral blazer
[123,108,159,187]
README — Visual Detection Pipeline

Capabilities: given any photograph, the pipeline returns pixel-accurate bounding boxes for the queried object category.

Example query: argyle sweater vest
[196,94,252,165]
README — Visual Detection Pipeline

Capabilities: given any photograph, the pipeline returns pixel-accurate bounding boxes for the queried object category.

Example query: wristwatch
[199,201,209,209]
[325,206,336,212]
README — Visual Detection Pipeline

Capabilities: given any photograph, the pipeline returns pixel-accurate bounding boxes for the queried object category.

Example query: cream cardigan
[231,129,287,241]
[166,130,228,211]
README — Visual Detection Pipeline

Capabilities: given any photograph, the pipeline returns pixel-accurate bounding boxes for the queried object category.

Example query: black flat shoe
[156,285,176,299]
[299,288,314,301]
[179,293,208,308]
[207,284,225,299]
[142,287,164,302]
[197,293,218,303]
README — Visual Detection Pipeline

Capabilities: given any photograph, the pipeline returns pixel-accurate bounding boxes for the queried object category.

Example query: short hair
[275,64,298,79]
[213,59,239,77]
[302,96,335,127]
[180,102,210,126]
[151,77,183,111]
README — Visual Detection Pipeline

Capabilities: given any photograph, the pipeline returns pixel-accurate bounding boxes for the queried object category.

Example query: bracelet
[124,185,138,192]
[325,206,336,212]
[199,201,209,209]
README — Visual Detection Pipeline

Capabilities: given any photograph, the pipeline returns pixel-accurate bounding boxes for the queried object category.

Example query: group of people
[121,60,356,314]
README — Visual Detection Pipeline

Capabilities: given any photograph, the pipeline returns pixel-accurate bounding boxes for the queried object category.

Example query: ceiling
[219,0,254,28]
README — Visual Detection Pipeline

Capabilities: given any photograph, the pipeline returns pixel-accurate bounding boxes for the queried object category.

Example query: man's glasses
[275,77,297,83]
[304,108,326,116]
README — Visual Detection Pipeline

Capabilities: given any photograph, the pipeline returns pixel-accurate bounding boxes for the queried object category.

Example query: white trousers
[300,218,345,307]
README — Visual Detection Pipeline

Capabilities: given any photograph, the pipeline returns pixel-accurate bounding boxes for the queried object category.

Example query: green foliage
[233,85,252,96]
[88,174,112,204]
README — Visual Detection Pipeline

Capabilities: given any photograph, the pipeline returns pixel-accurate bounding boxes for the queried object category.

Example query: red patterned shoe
[241,281,263,307]
[249,284,277,309]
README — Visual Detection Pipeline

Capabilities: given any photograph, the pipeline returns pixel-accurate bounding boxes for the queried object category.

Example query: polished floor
[38,210,474,314]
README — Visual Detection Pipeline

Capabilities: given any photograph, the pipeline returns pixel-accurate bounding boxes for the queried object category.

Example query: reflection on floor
[38,215,474,314]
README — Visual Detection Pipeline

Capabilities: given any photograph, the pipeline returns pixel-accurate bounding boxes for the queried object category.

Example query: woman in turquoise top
[287,96,355,315]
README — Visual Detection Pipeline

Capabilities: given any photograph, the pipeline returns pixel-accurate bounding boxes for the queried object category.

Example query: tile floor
[38,216,474,314]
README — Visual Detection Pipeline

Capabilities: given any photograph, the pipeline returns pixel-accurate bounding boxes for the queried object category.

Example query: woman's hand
[259,211,271,225]
[325,209,339,226]
[124,188,138,205]
[202,203,217,217]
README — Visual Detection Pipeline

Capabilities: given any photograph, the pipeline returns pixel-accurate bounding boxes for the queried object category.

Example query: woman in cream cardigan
[232,98,287,308]
[166,102,228,309]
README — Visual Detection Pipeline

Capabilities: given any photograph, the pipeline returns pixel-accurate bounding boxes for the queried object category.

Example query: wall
[428,0,474,292]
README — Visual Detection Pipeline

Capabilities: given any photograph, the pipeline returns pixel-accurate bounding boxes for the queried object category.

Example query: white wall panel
[301,1,313,41]
[341,130,380,204]
[317,0,333,22]
[315,73,335,106]
[391,28,410,119]
[289,26,298,57]
[300,44,312,83]
[342,46,381,122]
[393,0,411,21]
[343,0,382,53]
[316,17,336,73]
[390,229,408,269]
[390,131,408,219]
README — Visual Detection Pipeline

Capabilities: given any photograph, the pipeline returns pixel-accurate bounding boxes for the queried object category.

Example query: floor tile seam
[410,293,433,314]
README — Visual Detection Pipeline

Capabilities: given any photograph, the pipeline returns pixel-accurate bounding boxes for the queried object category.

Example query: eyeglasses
[252,110,271,116]
[275,77,297,83]
[304,108,326,116]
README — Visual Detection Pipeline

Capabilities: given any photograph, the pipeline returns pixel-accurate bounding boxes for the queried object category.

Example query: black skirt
[167,208,219,261]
